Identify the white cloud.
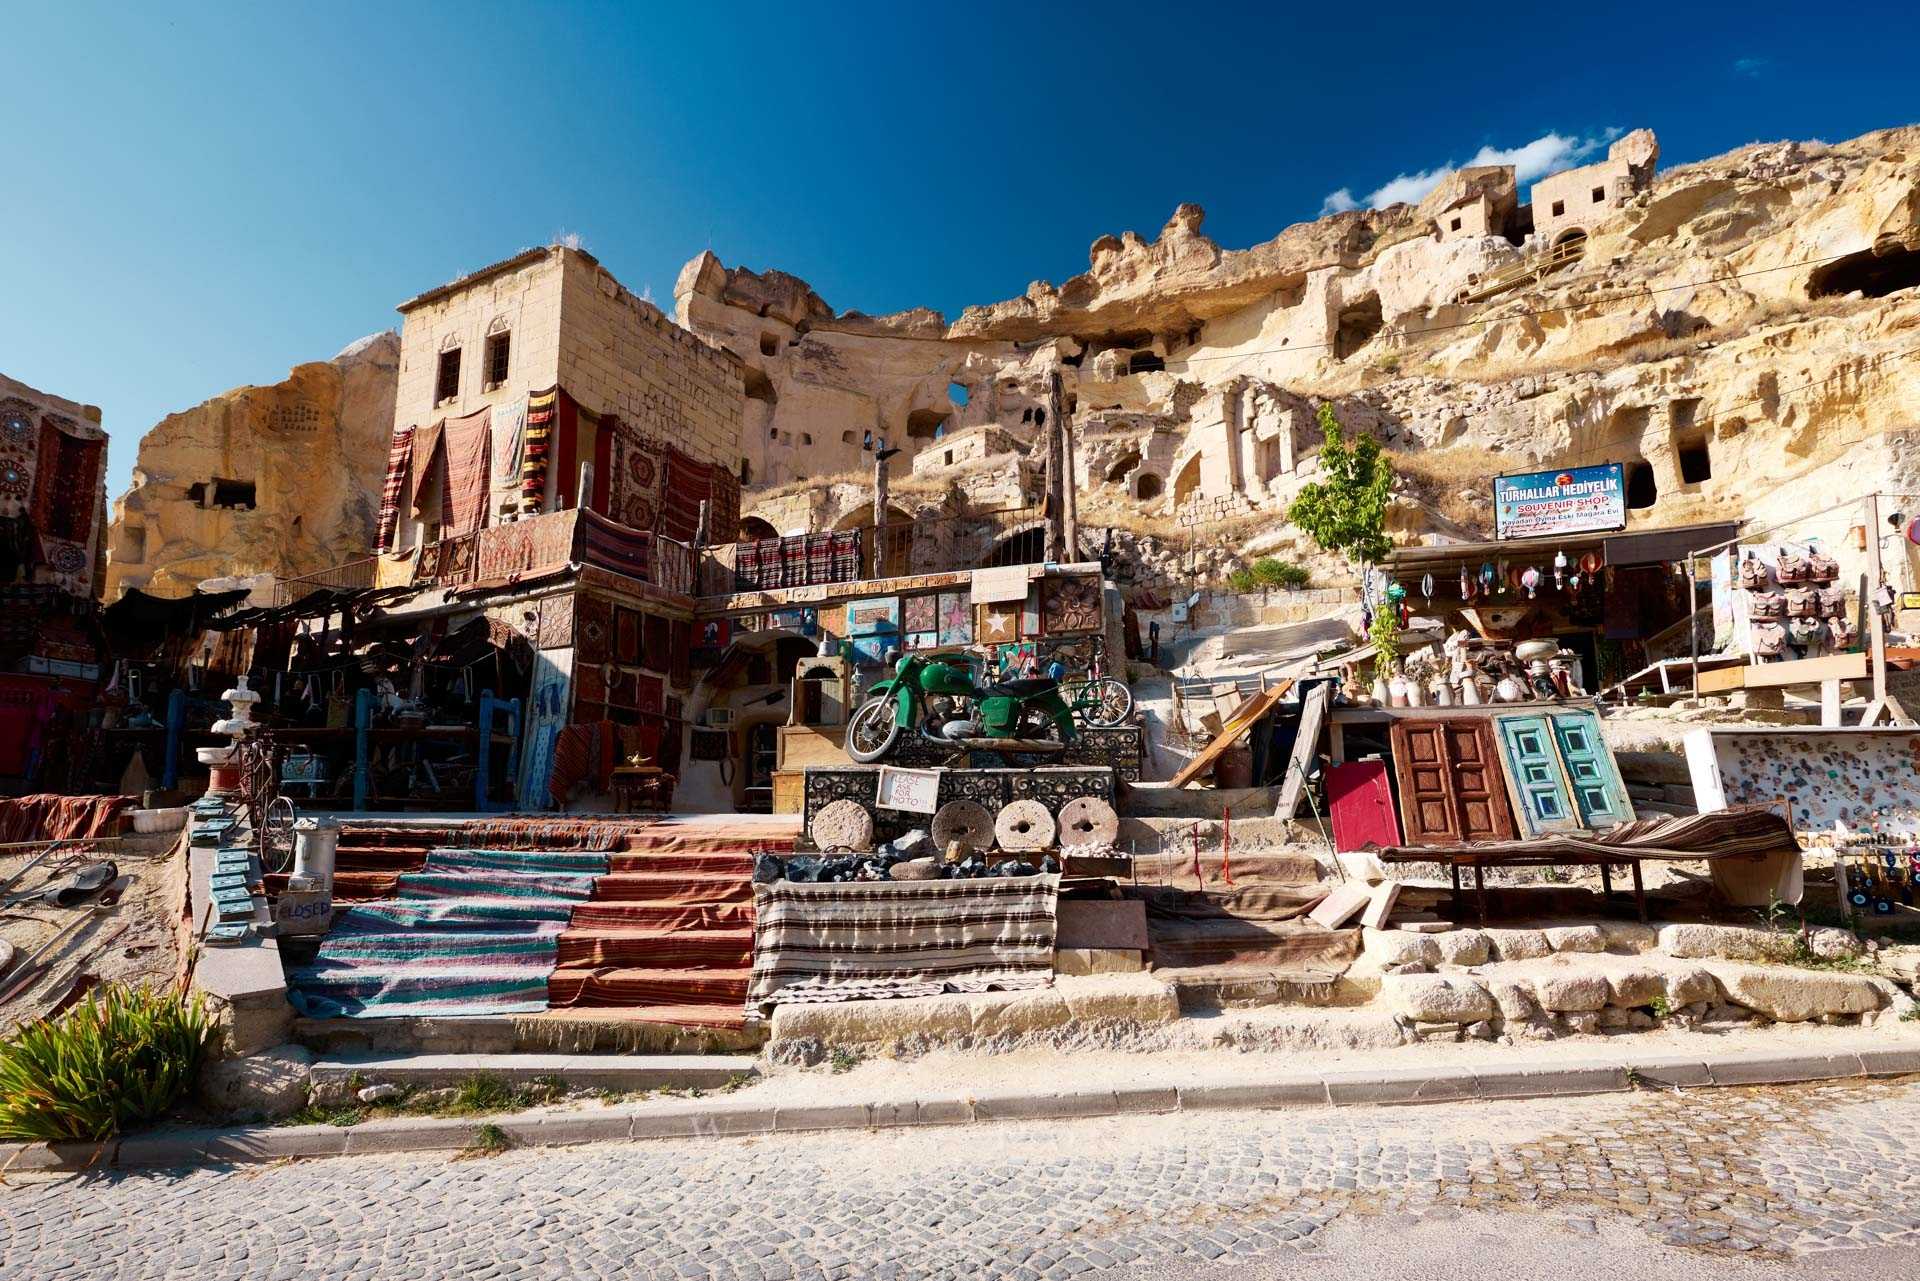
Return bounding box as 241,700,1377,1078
1322,130,1617,213
1733,56,1771,78
1319,187,1359,216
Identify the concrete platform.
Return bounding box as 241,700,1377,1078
309,1051,757,1091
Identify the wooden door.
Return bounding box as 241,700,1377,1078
1390,718,1517,846
1550,708,1635,828
1495,713,1582,837
1326,760,1402,851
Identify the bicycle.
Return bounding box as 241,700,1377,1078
1059,637,1133,728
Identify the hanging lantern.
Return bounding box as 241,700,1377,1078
1553,548,1568,591
1521,566,1541,599
1421,572,1434,601
1459,566,1471,598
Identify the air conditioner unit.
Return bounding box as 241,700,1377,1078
705,707,737,729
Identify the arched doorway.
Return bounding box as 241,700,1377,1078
986,524,1046,568
739,515,778,542
1171,454,1203,509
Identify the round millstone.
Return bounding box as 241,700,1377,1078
930,800,994,856
1057,796,1119,849
994,799,1057,853
810,799,875,852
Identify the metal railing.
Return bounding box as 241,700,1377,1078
276,555,378,605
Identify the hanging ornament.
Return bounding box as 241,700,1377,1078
1578,551,1603,577
1569,571,1582,592
1520,567,1541,599
1553,548,1568,591
1479,562,1497,596
1386,581,1407,604
1421,572,1433,601
1459,566,1470,599
1508,564,1528,594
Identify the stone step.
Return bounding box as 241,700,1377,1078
309,1051,756,1093
1157,967,1378,1011
294,1011,767,1056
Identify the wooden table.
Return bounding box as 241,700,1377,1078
610,765,674,813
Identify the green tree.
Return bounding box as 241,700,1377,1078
1287,402,1393,565
1288,402,1397,676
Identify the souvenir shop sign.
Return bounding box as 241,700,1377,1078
1493,463,1625,539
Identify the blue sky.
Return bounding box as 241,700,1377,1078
2,1,1914,500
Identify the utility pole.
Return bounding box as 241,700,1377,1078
1062,413,1080,564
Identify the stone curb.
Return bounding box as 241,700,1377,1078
8,1046,1919,1173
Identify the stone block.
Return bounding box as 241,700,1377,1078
1710,964,1885,1022
1058,975,1181,1025
1657,923,1795,963
1473,1061,1630,1099
1434,930,1490,966
774,1104,874,1132
1599,922,1658,953
1535,972,1610,1012
1543,925,1609,953
1484,928,1551,960
970,989,1074,1038
1706,1053,1864,1086
1605,967,1667,1008
1362,928,1441,968
1662,966,1719,1008
1622,1055,1713,1088
343,1117,477,1154
1381,973,1495,1024
1112,1086,1179,1114
1487,978,1537,1020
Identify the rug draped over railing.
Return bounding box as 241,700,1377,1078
747,875,1061,1013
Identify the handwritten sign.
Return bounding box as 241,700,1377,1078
874,766,941,814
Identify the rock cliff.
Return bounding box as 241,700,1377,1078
104,332,400,599
679,123,1920,560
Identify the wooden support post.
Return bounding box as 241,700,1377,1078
1821,678,1842,727
1062,415,1079,563
1600,861,1613,903
1045,371,1067,562
352,687,372,812
1450,860,1463,923
1473,861,1488,925
1631,859,1648,923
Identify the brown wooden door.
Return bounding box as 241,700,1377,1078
1390,717,1518,846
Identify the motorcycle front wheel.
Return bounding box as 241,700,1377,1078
846,696,903,763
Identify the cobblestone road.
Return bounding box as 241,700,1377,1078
5,1079,1920,1280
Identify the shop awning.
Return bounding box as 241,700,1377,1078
1602,522,1740,567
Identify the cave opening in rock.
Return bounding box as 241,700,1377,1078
906,408,950,439
740,515,778,541
1135,472,1164,501
1677,436,1711,484
1105,451,1142,484
1127,351,1166,374
1809,244,1920,299
743,366,778,404
1171,454,1203,508
1625,461,1658,510
1334,294,1384,360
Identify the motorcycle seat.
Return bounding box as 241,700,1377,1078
984,677,1058,698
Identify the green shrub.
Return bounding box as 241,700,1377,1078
1250,558,1310,589
0,983,210,1141
1223,567,1257,593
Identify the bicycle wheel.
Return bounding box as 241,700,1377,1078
1074,677,1133,727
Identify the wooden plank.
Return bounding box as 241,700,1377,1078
1168,679,1295,789
1275,682,1332,819
771,771,805,815
1453,720,1519,843
1358,881,1402,929
1697,651,1869,694
1390,720,1462,844
776,725,850,769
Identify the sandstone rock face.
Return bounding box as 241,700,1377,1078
679,124,1920,576
106,333,399,599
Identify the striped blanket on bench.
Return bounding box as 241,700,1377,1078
747,874,1060,1013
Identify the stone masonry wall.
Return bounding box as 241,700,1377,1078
392,250,564,439
558,251,743,470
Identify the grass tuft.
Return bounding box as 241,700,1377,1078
0,984,210,1142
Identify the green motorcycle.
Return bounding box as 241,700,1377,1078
846,650,1077,764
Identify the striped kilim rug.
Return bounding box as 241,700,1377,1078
286,847,607,1018
747,874,1061,1014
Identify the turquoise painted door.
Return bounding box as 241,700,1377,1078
1550,708,1635,828
1495,714,1581,836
